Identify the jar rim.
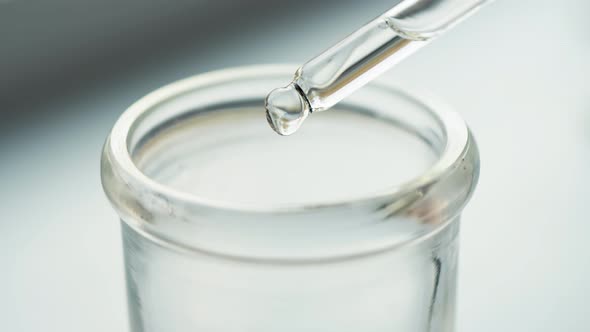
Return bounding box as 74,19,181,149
102,64,478,216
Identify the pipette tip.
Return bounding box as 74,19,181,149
265,83,310,136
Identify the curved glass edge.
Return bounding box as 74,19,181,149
100,65,480,261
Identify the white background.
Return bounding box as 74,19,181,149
1,1,589,331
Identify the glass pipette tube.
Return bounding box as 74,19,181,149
266,0,491,135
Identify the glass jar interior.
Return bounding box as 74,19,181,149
132,102,439,207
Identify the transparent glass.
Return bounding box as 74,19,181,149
101,65,479,332
265,0,491,135
292,0,490,112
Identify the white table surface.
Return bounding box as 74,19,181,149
2,1,589,331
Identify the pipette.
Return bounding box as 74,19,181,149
265,0,491,136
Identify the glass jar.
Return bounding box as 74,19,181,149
101,65,479,332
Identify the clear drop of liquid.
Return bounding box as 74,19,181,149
265,83,310,136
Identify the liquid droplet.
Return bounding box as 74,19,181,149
265,83,310,136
